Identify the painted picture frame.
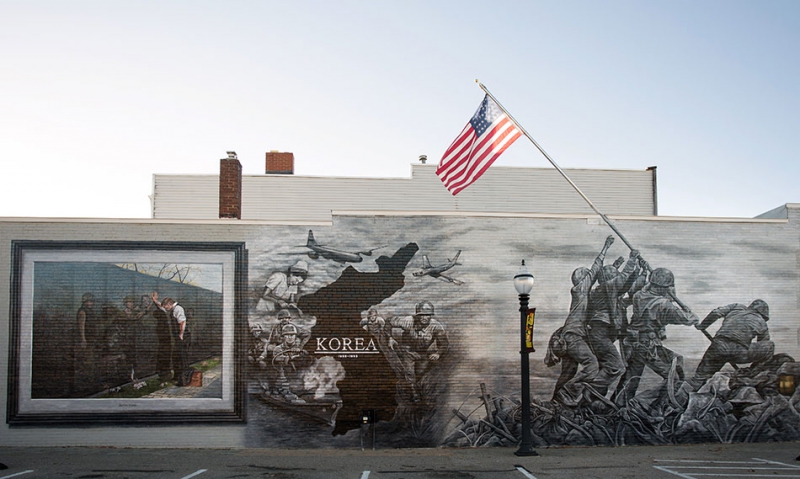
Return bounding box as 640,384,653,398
7,240,247,425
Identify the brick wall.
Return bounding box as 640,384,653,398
266,151,294,174
1,209,799,448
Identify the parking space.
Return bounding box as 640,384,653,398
2,442,800,479
0,468,541,479
362,466,538,479
653,458,800,478
0,463,545,479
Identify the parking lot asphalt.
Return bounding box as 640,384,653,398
2,441,800,479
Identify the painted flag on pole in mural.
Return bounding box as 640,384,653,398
436,95,522,195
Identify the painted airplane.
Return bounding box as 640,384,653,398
303,230,384,264
412,250,463,285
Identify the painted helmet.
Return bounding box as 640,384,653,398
748,299,769,321
290,260,309,275
571,267,589,286
277,309,291,320
649,268,675,288
415,301,435,316
281,324,298,336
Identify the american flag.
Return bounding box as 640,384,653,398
436,95,522,195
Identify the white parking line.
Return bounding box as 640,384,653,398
360,471,370,479
652,466,696,479
655,460,772,464
515,465,538,479
753,458,800,469
0,471,34,479
655,467,800,477
663,466,800,471
653,457,800,478
180,469,208,479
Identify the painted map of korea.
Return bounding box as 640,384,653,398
298,242,419,436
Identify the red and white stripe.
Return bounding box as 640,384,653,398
436,113,521,196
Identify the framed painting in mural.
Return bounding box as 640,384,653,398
7,240,247,425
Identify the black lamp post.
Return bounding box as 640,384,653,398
513,259,538,456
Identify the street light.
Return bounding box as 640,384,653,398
513,259,538,456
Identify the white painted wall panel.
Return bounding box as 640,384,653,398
152,175,219,219
152,165,656,220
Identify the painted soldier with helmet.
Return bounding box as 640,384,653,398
688,299,773,389
389,301,449,403
258,260,308,313
613,267,700,404
547,235,614,405
585,248,641,396
267,309,310,353
258,309,309,396
271,322,307,403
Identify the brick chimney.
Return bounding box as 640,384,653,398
266,151,294,174
219,152,242,219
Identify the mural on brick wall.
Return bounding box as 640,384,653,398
242,217,800,449
247,233,455,447
7,242,244,424
31,262,224,399
462,234,797,448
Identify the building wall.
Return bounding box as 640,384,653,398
2,206,799,448
151,165,657,221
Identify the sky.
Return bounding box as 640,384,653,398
1,0,799,219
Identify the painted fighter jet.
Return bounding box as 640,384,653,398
412,250,463,285
303,230,384,264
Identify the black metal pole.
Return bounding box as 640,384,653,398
515,293,538,456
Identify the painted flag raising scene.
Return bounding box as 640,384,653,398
436,94,522,195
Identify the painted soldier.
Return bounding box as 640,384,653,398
390,301,449,403
73,292,100,394
586,248,641,396
76,292,100,351
260,309,308,395
267,309,310,353
248,323,270,369
360,307,386,335
151,291,176,380
153,296,192,386
257,260,308,313
548,235,614,406
613,268,699,404
271,323,306,403
116,295,146,384
688,299,773,389
361,306,394,353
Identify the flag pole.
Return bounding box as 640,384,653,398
476,80,637,252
